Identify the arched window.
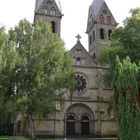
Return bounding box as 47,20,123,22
81,114,91,122
100,28,105,39
89,35,92,45
76,57,81,65
93,31,95,41
93,52,96,59
67,113,76,121
66,113,76,135
81,114,91,135
107,16,111,24
100,15,104,23
50,7,56,15
108,29,112,40
42,6,47,14
51,21,56,33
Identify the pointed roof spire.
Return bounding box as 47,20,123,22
35,0,44,11
90,0,104,18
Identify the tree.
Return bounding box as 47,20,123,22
113,56,140,140
100,8,140,139
8,19,75,140
0,27,18,135
100,8,140,68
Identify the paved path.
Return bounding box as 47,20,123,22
49,138,118,140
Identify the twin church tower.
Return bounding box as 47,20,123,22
34,0,117,63
19,0,118,137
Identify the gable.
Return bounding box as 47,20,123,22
35,0,62,17
86,0,117,33
96,2,117,25
86,0,104,33
69,42,96,67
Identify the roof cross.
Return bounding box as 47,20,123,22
76,34,81,42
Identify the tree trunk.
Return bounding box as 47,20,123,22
29,113,36,140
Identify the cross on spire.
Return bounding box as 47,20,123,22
76,34,81,42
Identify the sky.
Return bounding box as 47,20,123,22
0,0,140,51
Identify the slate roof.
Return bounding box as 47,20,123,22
35,0,44,11
90,0,104,18
35,0,61,13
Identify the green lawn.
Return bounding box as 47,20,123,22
0,137,61,140
0,137,28,140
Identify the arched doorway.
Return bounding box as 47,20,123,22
65,103,94,136
81,114,91,135
66,113,76,136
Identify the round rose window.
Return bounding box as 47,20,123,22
75,74,87,92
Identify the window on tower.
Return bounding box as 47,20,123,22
42,6,47,14
93,31,95,41
47,0,52,5
100,15,104,23
108,29,112,40
50,7,56,15
89,35,92,45
51,21,56,33
93,52,96,59
103,10,107,14
107,16,111,24
100,28,105,39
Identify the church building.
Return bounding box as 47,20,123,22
22,0,118,137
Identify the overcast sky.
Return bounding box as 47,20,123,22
0,0,140,51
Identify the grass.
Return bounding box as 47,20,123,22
0,137,28,140
0,137,63,140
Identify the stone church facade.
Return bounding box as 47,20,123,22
21,0,118,137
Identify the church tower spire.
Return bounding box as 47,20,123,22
34,0,63,37
86,0,117,63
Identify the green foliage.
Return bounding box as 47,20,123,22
7,19,75,116
113,56,140,140
0,27,17,135
100,8,140,66
0,19,75,137
100,8,140,140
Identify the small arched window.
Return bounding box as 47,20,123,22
89,35,92,45
50,7,56,15
42,6,47,14
51,21,56,33
108,29,112,40
67,113,76,122
93,31,95,41
100,15,104,23
81,114,91,122
107,16,111,24
100,28,105,39
93,52,96,59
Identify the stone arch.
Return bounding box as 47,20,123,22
65,103,94,136
100,28,105,39
108,29,112,40
81,113,91,135
51,21,56,33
